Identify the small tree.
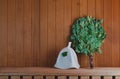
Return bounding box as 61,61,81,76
70,16,106,69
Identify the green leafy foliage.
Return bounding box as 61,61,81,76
70,16,106,56
62,52,68,57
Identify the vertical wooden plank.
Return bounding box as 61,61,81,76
56,0,64,56
95,0,104,67
116,76,120,79
64,0,72,45
48,0,56,67
23,76,32,79
104,76,112,79
23,0,32,66
80,0,87,16
72,0,80,20
88,0,95,17
104,0,112,66
31,0,40,67
46,76,55,79
0,0,7,67
92,76,101,79
0,76,8,79
111,0,120,67
69,76,78,79
15,0,24,67
11,76,20,79
40,0,48,67
58,76,66,79
81,76,89,79
7,0,16,67
34,76,43,79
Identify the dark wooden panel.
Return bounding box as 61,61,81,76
0,76,8,79
56,0,64,57
31,0,40,67
111,0,120,67
0,0,8,67
7,0,16,66
47,0,56,67
23,0,32,66
103,0,112,67
39,0,48,67
15,0,24,67
64,0,72,45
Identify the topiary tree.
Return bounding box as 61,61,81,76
70,16,106,69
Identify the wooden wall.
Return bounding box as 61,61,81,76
0,0,119,67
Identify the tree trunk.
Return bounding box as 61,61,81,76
89,56,94,69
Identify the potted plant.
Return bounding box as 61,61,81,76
70,16,106,69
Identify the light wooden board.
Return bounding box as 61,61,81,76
46,76,55,79
104,76,112,79
34,76,43,79
0,76,8,79
58,76,66,79
116,76,120,79
81,76,89,79
23,76,32,79
69,76,78,79
92,76,101,79
11,76,20,79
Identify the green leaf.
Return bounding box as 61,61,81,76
61,52,68,57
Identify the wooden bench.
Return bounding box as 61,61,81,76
0,67,120,79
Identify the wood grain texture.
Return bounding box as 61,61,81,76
0,0,8,67
15,0,24,67
0,67,120,76
104,76,112,79
7,0,16,67
69,76,78,79
23,76,32,79
0,0,120,67
116,76,120,79
92,76,100,79
58,76,66,79
39,0,48,67
56,0,64,55
0,76,8,79
64,0,72,46
23,0,32,67
32,0,40,67
81,76,89,79
111,0,120,67
47,0,56,67
103,0,112,67
34,76,43,79
46,76,55,79
11,76,20,79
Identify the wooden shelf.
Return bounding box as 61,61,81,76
0,67,120,76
